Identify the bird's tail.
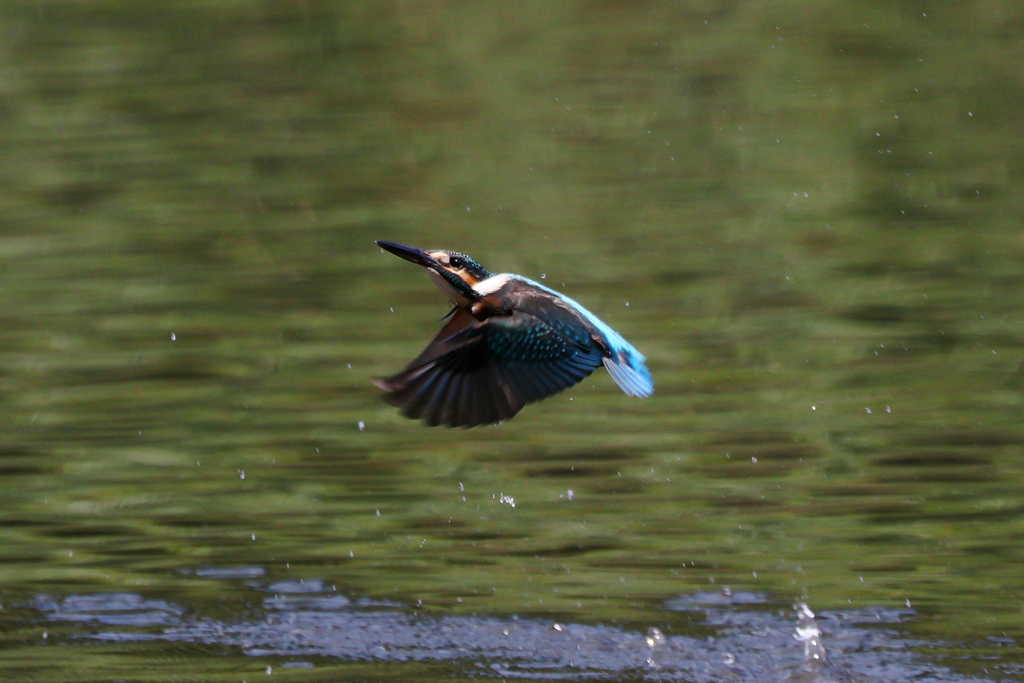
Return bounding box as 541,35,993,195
603,352,653,397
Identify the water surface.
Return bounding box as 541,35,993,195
1,1,1023,680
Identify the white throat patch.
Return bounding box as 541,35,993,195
473,274,510,296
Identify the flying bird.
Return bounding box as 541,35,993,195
374,241,652,427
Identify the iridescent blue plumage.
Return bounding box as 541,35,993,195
501,275,654,398
374,241,653,427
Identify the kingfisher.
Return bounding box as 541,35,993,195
373,241,652,428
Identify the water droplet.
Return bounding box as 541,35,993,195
645,627,664,648
795,602,827,666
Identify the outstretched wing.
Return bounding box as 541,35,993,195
375,308,603,427
512,278,654,398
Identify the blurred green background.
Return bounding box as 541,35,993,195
1,1,1024,680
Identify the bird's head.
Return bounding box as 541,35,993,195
376,241,493,303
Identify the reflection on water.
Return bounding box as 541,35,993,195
34,581,990,683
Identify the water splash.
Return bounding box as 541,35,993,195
794,602,828,670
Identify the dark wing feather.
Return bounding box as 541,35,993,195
404,308,479,368
376,307,603,427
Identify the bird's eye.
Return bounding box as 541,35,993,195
449,257,464,268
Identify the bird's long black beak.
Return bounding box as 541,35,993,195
376,241,440,270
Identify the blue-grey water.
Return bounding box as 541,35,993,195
1,2,1023,681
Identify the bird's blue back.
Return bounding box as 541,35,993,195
505,275,653,397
